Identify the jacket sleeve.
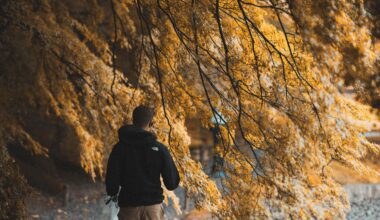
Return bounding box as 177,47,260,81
105,143,122,196
160,144,180,190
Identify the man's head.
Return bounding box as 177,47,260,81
132,105,155,129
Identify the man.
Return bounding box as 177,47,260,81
106,105,180,220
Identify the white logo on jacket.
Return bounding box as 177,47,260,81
151,147,159,151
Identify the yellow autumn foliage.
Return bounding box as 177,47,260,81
1,0,379,219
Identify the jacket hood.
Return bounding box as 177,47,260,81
118,125,157,146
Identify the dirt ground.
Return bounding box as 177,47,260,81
25,169,212,220
24,158,380,220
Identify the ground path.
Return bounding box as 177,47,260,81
26,171,380,220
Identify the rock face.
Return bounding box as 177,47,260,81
0,0,143,196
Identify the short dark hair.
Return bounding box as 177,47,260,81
132,105,154,128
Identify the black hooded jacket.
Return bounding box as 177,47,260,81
105,125,180,207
